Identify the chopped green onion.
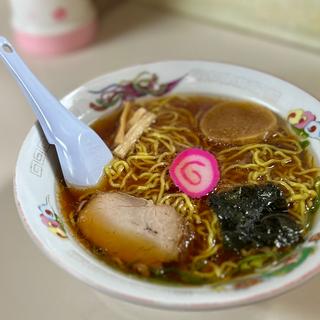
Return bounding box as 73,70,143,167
299,140,310,150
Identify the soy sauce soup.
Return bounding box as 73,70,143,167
58,96,320,285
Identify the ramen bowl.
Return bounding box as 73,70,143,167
14,61,320,310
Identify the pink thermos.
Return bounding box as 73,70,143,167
9,0,98,56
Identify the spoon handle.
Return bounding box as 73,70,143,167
0,37,81,144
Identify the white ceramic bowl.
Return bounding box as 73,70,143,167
14,61,320,310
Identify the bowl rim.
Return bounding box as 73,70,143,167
13,60,320,310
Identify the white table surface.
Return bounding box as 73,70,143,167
1,1,320,319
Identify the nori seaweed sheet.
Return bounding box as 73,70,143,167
208,183,302,251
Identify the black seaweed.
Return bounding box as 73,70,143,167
208,183,302,251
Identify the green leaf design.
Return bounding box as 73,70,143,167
96,98,104,105
291,125,309,138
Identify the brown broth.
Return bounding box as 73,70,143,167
57,95,318,285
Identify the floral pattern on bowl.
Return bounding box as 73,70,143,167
288,109,320,140
39,195,67,238
88,71,185,111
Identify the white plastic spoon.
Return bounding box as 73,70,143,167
0,37,113,187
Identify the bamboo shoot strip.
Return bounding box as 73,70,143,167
114,112,156,159
114,102,131,146
128,108,147,129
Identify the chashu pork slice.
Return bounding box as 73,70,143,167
77,192,185,265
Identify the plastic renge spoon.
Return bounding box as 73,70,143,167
0,37,113,187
